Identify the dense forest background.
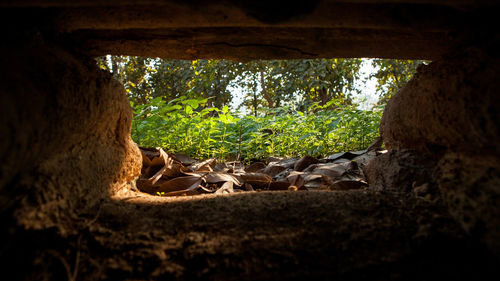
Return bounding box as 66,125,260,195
97,57,424,160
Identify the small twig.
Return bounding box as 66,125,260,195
47,250,73,281
46,235,82,281
51,202,103,281
71,235,82,281
85,201,103,229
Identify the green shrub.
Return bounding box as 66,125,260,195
131,96,382,161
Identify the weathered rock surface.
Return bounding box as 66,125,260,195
380,47,500,154
365,150,437,194
437,152,500,253
3,0,498,60
379,46,500,253
0,33,142,233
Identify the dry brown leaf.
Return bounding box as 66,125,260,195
137,145,374,197
142,148,188,179
144,158,163,177
302,164,318,172
298,185,308,191
267,156,284,162
214,163,229,172
190,158,217,172
263,165,287,177
159,148,175,168
143,148,171,173
263,158,298,177
239,173,273,189
323,151,366,162
162,161,185,178
179,165,196,174
276,158,299,169
352,151,377,167
225,161,245,173
161,189,202,197
141,150,152,168
268,181,291,190
304,181,322,189
150,156,165,168
157,176,202,193
311,165,344,179
294,155,319,171
310,162,357,180
330,179,367,190
215,181,234,194
141,165,150,177
240,173,272,183
148,165,168,185
139,146,160,160
303,174,323,181
171,152,196,166
180,171,205,178
302,174,332,189
145,148,175,185
286,171,305,189
245,162,267,173
351,160,360,170
242,183,254,191
204,172,241,185
136,179,156,194
199,183,217,193
273,169,291,182
330,158,352,164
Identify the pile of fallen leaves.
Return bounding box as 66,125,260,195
135,140,386,196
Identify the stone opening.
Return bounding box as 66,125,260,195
98,56,417,197
100,56,392,153
1,1,499,280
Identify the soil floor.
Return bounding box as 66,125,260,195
5,189,498,280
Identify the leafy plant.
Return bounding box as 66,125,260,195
131,96,382,161
371,59,427,105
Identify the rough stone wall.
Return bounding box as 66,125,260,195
376,46,500,252
381,47,499,155
365,149,437,194
0,32,141,235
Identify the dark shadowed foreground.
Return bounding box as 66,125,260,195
3,190,497,280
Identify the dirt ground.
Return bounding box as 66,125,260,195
3,189,498,280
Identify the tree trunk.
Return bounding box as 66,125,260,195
260,68,274,108
318,87,328,106
253,90,258,116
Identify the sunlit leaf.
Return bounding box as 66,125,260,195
157,176,202,193
215,181,234,194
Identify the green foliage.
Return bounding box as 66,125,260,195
131,96,382,161
96,56,424,160
98,56,241,109
97,56,362,112
235,58,362,113
97,56,424,111
371,59,427,105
